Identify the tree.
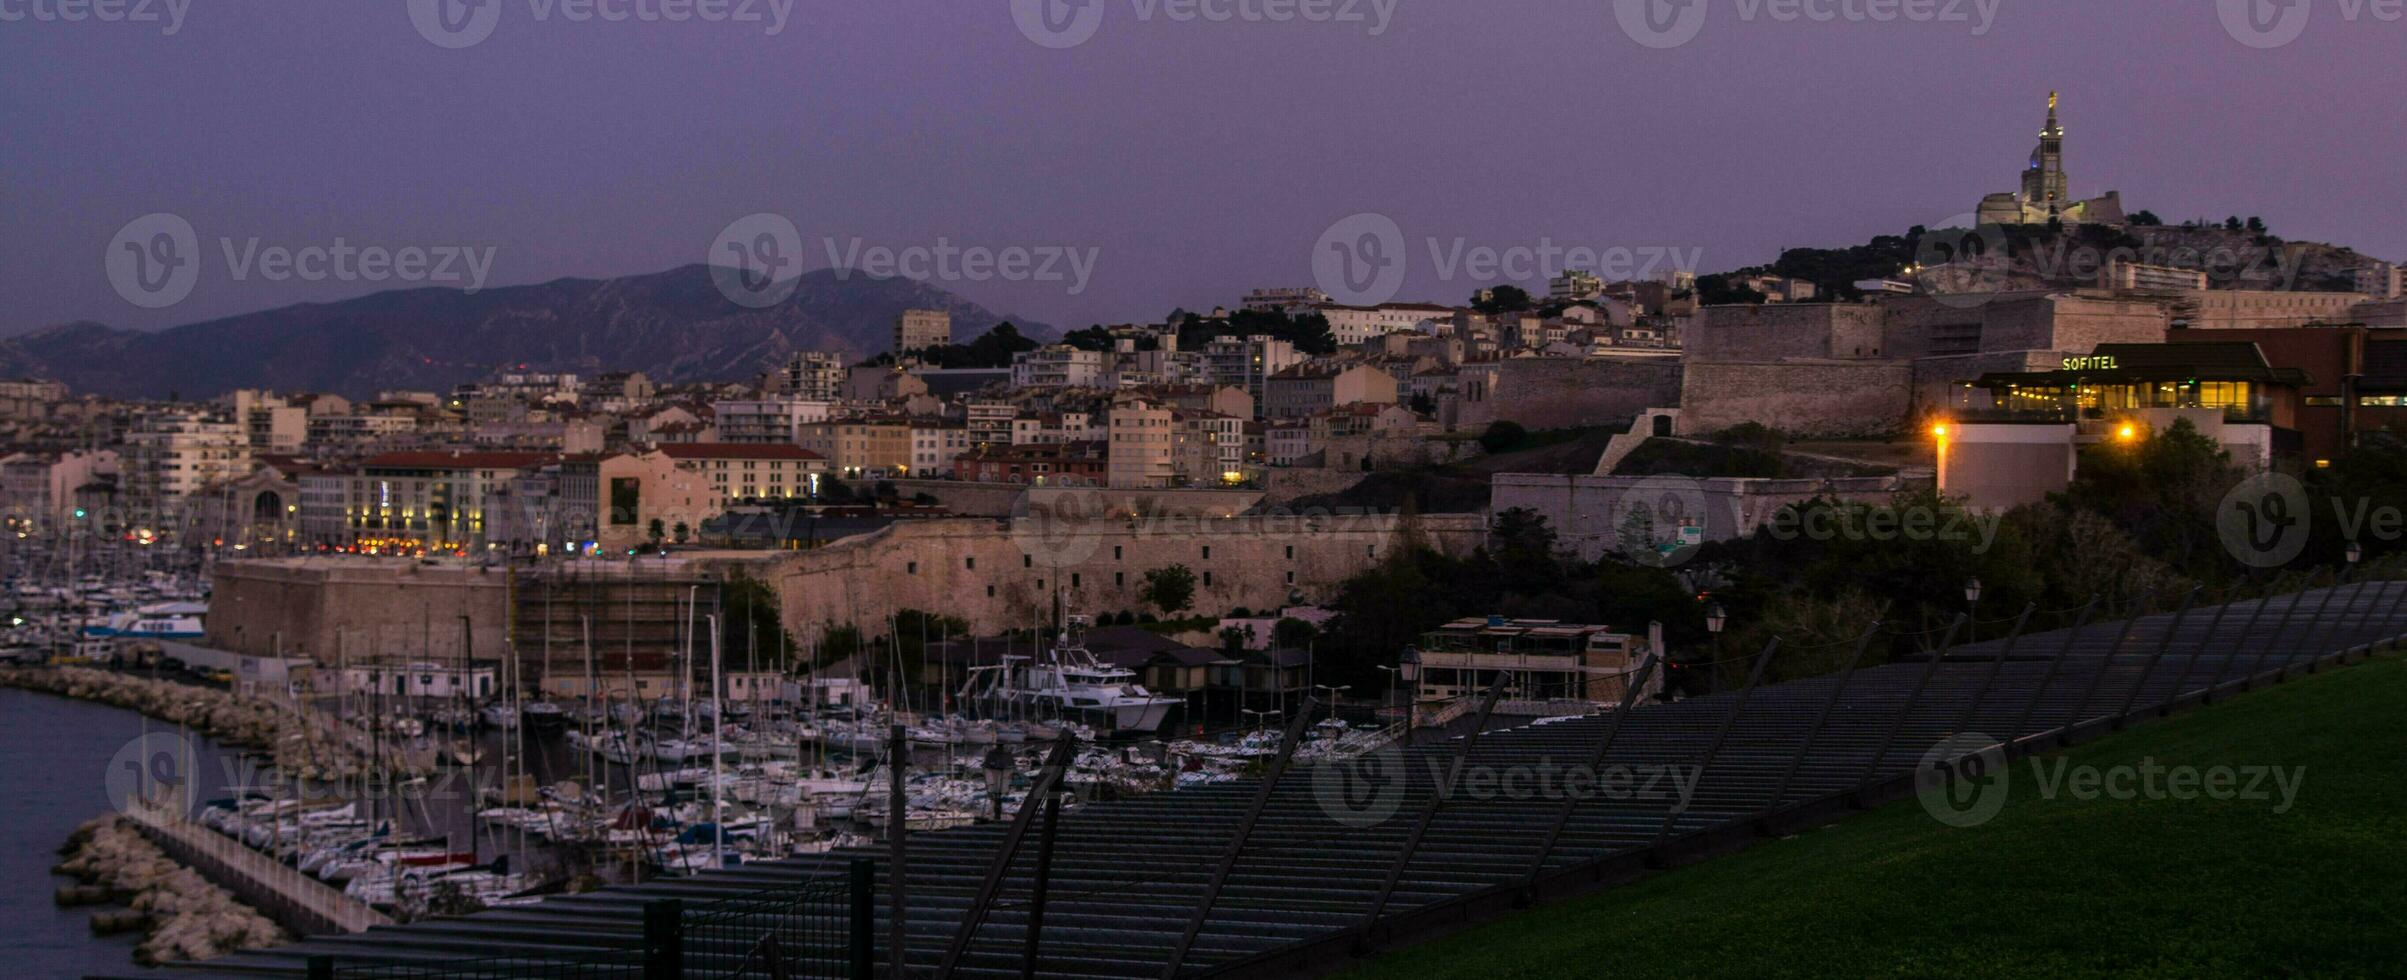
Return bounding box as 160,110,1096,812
2224,216,2244,231
1140,565,1198,617
1062,325,1116,351
2130,210,2163,226
1471,285,1534,314
1217,625,1251,652
647,518,665,547
1478,420,1527,455
2246,216,2267,234
1272,617,1319,650
672,521,690,544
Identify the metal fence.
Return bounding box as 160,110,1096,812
218,572,2407,980
313,860,872,980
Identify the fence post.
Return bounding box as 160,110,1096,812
2064,601,2149,744
2240,569,2320,692
1352,672,1512,954
644,898,684,980
849,858,876,980
1515,655,1661,901
1021,786,1065,980
2281,570,2339,679
1161,696,1318,980
886,723,908,980
1647,639,1779,863
1756,624,1881,835
1951,604,2034,739
2159,587,2237,715
938,737,1078,980
2202,578,2280,705
2113,588,2199,728
1850,617,1962,804
2008,598,2097,753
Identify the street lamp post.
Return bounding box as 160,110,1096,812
1313,684,1349,724
1241,708,1281,733
1374,665,1402,727
1965,577,1984,645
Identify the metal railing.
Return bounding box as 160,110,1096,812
314,860,873,980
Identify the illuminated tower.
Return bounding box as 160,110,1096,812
2020,91,2069,217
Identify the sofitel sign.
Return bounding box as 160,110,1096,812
2062,355,2119,371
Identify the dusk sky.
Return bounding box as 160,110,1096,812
6,0,2402,336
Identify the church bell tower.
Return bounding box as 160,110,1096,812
2021,91,2069,216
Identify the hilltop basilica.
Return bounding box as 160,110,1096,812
1977,93,2127,227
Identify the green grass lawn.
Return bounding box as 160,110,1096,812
1341,654,2407,979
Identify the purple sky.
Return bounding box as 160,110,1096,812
5,0,2402,337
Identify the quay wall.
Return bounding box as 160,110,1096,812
696,513,1489,636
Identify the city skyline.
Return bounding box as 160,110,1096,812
7,1,2404,337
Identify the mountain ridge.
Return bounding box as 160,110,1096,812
1,265,1055,399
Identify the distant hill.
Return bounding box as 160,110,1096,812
1710,222,2389,302
0,265,1055,399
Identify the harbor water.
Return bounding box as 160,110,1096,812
1,687,245,977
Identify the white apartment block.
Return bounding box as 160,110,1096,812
658,443,827,502
1204,335,1302,405
2358,262,2404,301
907,422,971,478
1106,398,1175,489
895,309,953,354
712,397,833,444
1011,346,1105,389
1317,303,1457,346
777,351,850,400
123,411,251,505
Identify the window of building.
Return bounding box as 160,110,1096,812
907,561,917,575
1285,571,1295,585
1202,571,1212,586
1285,545,1294,560
965,557,975,570
1023,554,1033,568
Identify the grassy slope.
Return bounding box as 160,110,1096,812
1340,655,2407,979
